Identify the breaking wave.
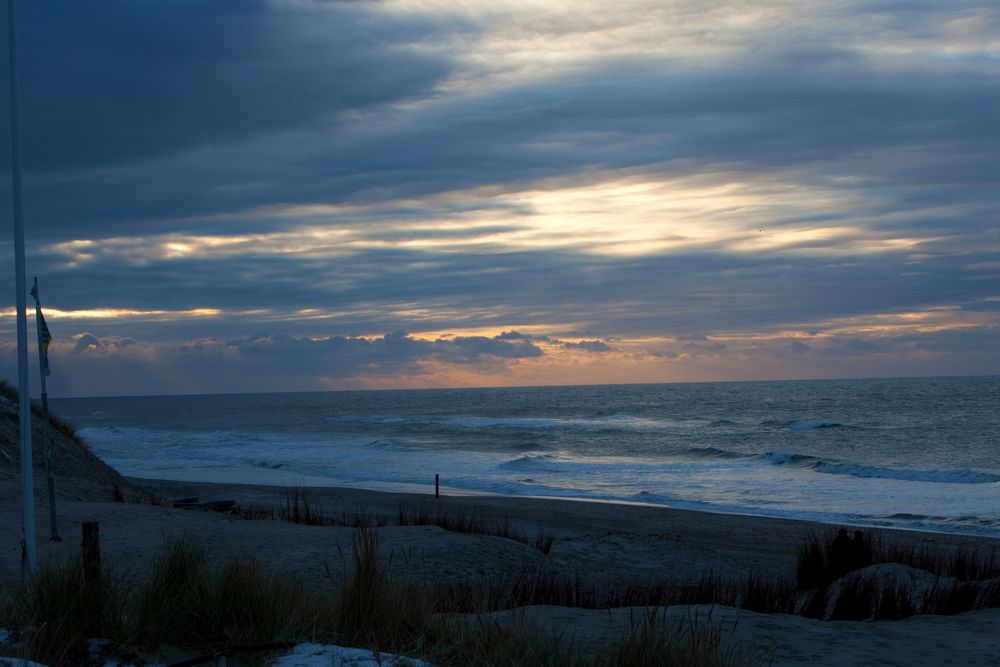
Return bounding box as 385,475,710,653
788,419,843,431
763,451,1000,484
498,454,564,471
814,462,1000,484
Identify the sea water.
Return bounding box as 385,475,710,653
53,376,1000,536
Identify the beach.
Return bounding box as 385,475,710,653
55,379,1000,538
3,476,999,665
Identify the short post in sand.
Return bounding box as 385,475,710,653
435,473,440,499
31,277,60,542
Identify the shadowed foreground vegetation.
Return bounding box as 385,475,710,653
794,531,1000,620
5,523,997,665
0,530,767,667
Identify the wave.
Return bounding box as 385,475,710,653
680,446,746,459
363,439,417,452
884,513,937,522
758,419,845,431
498,454,564,471
246,459,285,470
788,419,843,431
762,451,821,466
815,462,1000,484
763,450,1000,484
879,513,1000,531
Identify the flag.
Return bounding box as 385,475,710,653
36,309,51,376
32,280,52,377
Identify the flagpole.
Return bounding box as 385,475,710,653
32,278,59,541
8,0,37,574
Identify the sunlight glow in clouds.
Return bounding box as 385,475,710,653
0,308,226,321
42,172,941,269
1,0,998,395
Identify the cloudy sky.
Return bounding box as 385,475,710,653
1,0,998,396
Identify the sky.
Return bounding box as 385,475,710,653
1,0,999,397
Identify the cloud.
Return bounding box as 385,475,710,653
0,1,998,394
72,333,102,353
2,316,998,396
4,0,455,172
5,1,999,243
561,340,612,353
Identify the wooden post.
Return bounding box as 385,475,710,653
435,473,440,499
82,521,100,582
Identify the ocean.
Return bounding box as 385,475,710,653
52,376,1000,536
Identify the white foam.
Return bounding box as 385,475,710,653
78,423,1000,537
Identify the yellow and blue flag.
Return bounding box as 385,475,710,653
37,310,52,376
30,281,52,377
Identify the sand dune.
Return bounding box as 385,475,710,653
1,475,998,664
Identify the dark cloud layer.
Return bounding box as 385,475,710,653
0,1,998,394
4,0,454,170
2,3,997,239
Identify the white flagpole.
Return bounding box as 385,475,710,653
8,0,37,574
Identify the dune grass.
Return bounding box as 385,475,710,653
433,567,796,616
796,529,1000,620
4,539,334,665
594,608,771,667
0,379,84,445
6,522,997,665
1,529,769,667
264,489,557,554
797,530,1000,590
4,556,127,666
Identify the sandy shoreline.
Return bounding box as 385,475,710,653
2,477,999,665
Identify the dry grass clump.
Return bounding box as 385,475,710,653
594,609,771,667
274,490,556,554
395,503,556,555
5,557,126,666
113,482,167,506
797,530,1000,620
797,530,1000,591
334,528,430,651
428,615,578,667
0,379,81,445
3,539,334,666
433,568,795,616
132,537,330,648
